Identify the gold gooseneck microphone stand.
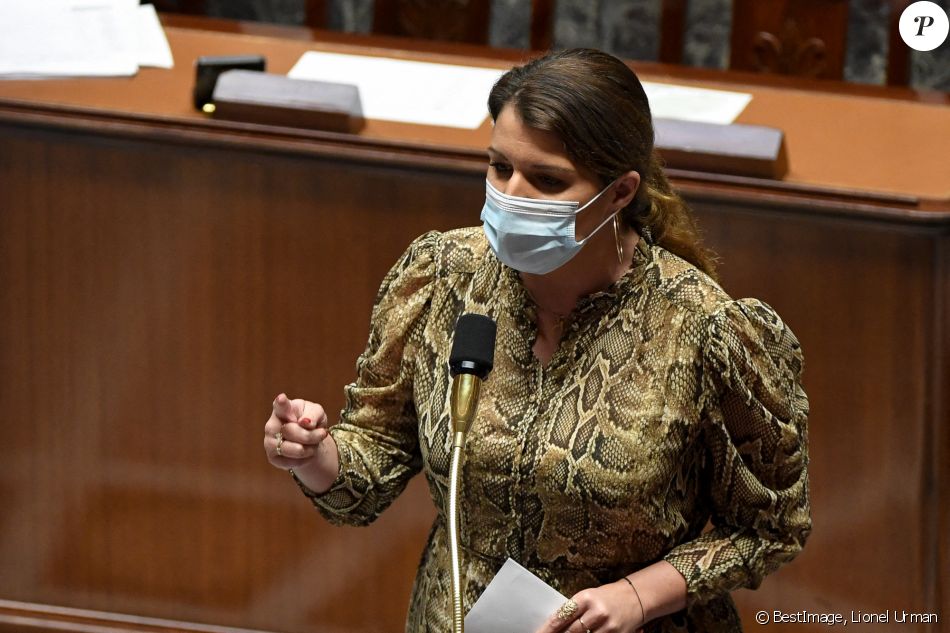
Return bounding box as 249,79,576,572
449,373,480,633
447,314,496,633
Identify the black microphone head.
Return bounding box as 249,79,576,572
449,313,496,379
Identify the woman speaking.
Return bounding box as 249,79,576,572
263,48,811,633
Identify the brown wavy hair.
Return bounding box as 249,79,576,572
487,48,718,279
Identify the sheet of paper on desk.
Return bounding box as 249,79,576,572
642,81,752,124
136,3,174,69
464,558,567,633
0,0,172,78
289,51,505,129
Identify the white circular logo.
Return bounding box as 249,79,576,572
899,1,949,51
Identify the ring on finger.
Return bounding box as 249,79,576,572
556,599,578,620
275,431,284,457
577,617,591,633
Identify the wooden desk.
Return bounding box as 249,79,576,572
0,16,947,633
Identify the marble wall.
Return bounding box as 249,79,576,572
198,0,949,91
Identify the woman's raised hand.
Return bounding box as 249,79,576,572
264,393,339,493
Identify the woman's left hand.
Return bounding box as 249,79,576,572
535,580,644,633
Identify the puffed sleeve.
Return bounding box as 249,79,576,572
292,231,440,526
663,299,811,604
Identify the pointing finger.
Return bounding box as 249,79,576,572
272,393,298,424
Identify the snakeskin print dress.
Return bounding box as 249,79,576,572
293,227,811,632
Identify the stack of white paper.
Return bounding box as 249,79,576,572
0,0,174,79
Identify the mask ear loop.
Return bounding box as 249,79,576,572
613,214,624,264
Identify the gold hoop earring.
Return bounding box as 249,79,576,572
613,214,624,264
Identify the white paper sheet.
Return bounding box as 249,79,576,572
288,51,751,127
136,3,174,69
0,0,142,78
464,558,567,633
642,81,752,124
288,51,505,129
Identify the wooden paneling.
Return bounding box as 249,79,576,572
731,0,851,80
0,125,477,633
658,0,688,64
933,230,950,614
372,0,492,44
0,599,276,633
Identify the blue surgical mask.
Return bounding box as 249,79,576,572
480,179,618,275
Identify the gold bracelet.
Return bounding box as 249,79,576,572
622,576,646,625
